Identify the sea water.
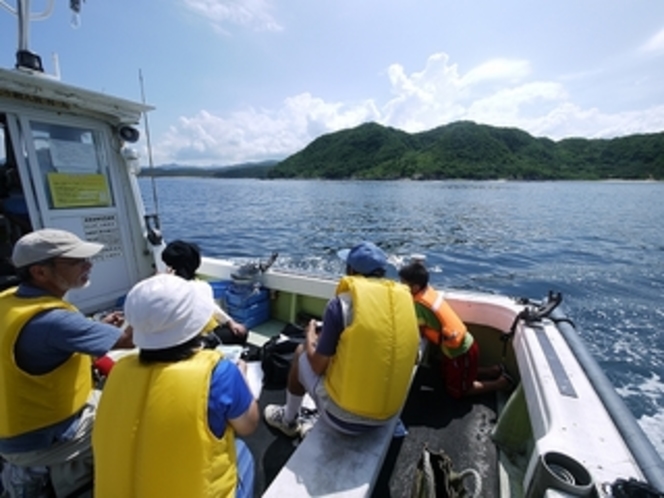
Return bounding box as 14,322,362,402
140,177,664,455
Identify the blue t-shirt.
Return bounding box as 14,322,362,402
14,283,122,374
207,358,254,437
316,297,345,357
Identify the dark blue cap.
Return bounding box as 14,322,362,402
337,241,387,275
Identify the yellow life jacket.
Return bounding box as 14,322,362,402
93,349,237,498
194,279,220,334
0,288,92,438
414,286,467,350
324,276,419,420
202,316,219,334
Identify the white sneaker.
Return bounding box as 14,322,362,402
264,404,300,438
298,407,319,438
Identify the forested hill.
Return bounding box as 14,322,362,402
138,160,278,178
267,121,664,180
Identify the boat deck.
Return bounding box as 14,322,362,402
244,321,500,497
381,365,499,497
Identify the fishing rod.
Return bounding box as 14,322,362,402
137,69,167,273
138,69,161,239
139,68,160,223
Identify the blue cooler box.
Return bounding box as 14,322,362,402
227,299,270,329
209,280,232,300
225,285,270,329
225,286,269,307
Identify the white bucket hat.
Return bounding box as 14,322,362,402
125,273,214,350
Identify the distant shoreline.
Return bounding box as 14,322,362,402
140,121,664,181
139,171,662,182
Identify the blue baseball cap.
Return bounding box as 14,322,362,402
337,241,387,275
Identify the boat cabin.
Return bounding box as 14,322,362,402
0,68,159,314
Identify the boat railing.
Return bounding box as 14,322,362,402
550,307,664,493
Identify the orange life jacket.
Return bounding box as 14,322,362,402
414,286,466,350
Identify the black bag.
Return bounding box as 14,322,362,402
609,478,664,498
211,323,249,346
260,324,305,389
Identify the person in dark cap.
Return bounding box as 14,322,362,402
0,228,133,497
264,241,420,438
161,240,247,345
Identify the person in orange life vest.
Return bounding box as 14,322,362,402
161,239,247,345
263,241,419,438
398,261,512,398
0,229,133,498
93,273,259,498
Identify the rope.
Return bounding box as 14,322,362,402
456,468,482,498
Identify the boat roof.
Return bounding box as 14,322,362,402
0,67,152,125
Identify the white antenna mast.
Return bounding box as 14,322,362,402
1,0,55,72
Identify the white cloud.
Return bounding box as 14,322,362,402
153,94,379,165
497,102,664,141
182,0,282,32
381,55,544,133
153,51,664,165
640,27,664,54
465,82,568,134
461,58,531,86
381,53,467,132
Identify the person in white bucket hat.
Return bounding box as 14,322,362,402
0,229,133,498
93,273,258,498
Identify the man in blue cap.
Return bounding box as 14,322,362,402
264,241,420,437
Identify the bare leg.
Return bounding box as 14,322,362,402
264,344,309,436
477,364,502,381
282,345,307,423
464,376,511,397
286,344,307,396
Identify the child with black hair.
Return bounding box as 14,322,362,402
398,261,512,398
162,240,248,345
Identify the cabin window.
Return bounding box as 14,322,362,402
29,122,114,210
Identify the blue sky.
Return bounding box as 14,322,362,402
2,0,664,167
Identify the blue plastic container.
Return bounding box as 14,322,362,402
209,280,232,300
228,299,270,329
226,286,269,308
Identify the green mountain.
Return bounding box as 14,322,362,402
268,121,664,180
139,160,278,178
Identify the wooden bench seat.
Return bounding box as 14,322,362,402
262,415,400,497
262,360,420,498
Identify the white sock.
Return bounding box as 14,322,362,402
284,392,303,423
